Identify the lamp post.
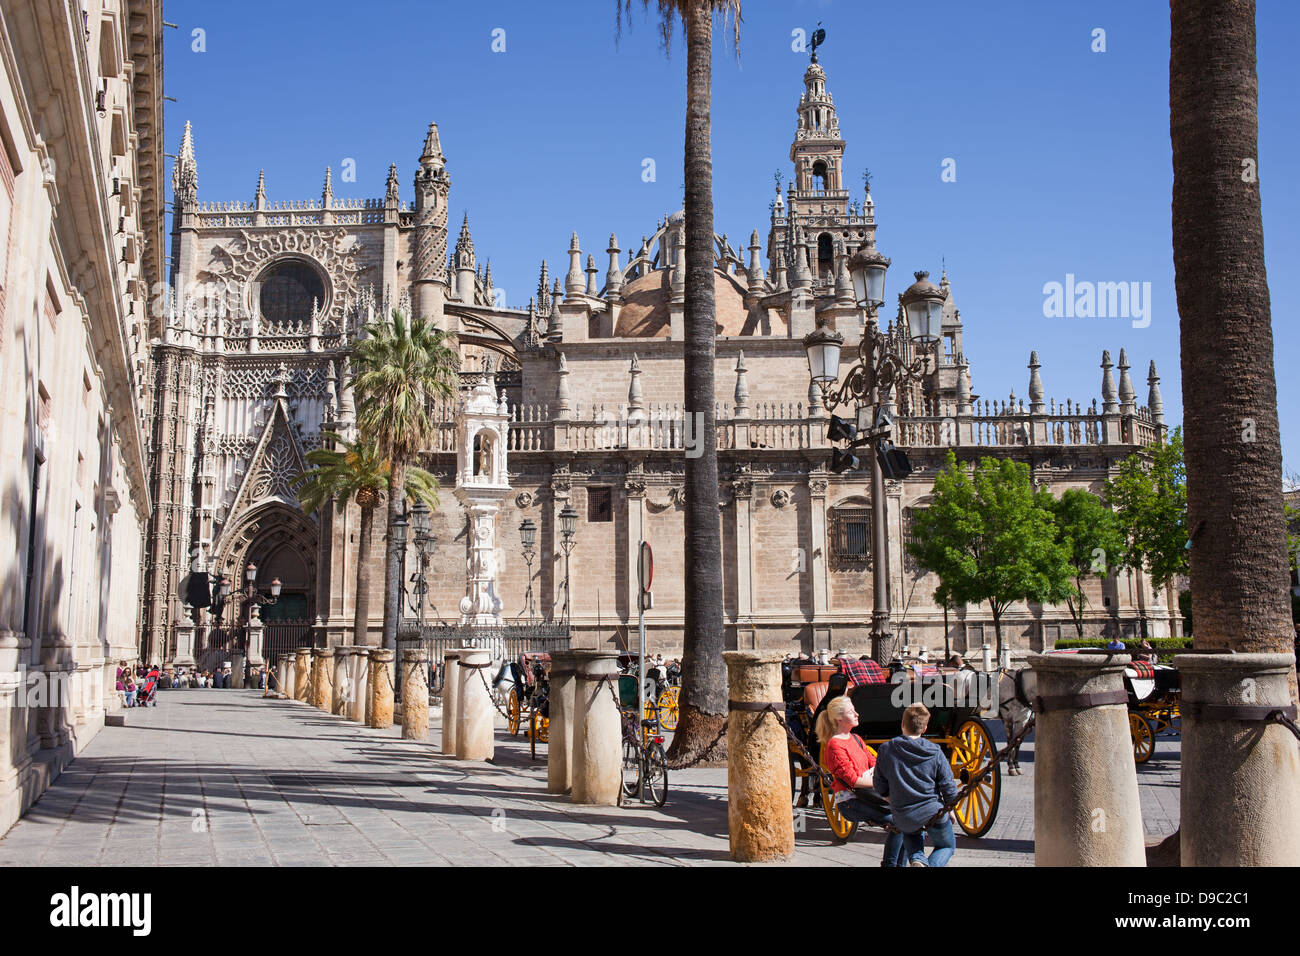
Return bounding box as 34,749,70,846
210,561,281,685
407,501,435,629
558,504,577,626
804,245,943,663
519,518,538,623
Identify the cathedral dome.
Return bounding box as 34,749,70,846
613,267,754,337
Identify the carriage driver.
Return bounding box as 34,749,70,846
816,697,907,867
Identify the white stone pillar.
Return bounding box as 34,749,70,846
276,655,289,697
546,650,578,794
368,649,395,728
1027,652,1145,866
456,648,494,761
724,651,794,861
1177,652,1300,866
441,651,461,755
571,649,621,805
348,648,370,723
332,648,353,716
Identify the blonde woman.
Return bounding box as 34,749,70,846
816,695,905,866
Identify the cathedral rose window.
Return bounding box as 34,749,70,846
257,258,327,326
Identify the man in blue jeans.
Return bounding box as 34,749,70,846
874,703,960,867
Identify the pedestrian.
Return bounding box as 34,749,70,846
1105,635,1126,651
816,696,906,867
124,677,137,708
873,703,959,868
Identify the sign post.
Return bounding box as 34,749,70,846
637,541,653,803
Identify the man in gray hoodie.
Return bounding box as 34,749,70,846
874,703,960,867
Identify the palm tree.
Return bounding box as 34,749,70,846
349,309,460,651
618,0,740,765
293,432,440,646
1171,2,1291,660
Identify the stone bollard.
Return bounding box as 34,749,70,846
348,648,370,723
294,648,311,703
724,651,794,862
332,648,354,716
441,651,461,755
570,650,621,806
1027,652,1145,866
368,649,395,729
311,648,334,711
456,648,495,761
546,650,579,794
401,648,430,741
277,655,290,698
1177,652,1300,866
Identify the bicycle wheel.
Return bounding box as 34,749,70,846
619,738,641,802
645,742,669,807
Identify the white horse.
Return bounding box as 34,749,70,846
996,667,1036,775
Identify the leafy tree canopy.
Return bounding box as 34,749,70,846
1104,427,1188,592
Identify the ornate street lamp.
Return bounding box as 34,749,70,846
519,518,538,623
803,254,944,662
406,500,436,628
558,504,578,626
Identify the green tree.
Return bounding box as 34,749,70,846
293,432,440,646
1104,427,1188,593
349,310,459,651
907,451,1075,661
1049,488,1126,638
617,0,740,766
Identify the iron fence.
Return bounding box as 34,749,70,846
263,619,318,664
400,622,570,693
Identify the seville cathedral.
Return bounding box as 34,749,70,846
0,2,1174,833
144,53,1176,671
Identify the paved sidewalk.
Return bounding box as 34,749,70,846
0,689,1179,866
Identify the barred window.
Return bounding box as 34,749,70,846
588,486,612,523
830,507,871,568
903,507,925,572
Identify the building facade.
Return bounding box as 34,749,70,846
0,0,163,835
144,55,1177,676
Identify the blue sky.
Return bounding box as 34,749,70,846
162,0,1299,474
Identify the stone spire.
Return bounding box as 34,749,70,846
412,122,451,312
734,351,750,415
172,120,198,207
957,358,972,415
1147,360,1164,426
537,261,551,312
627,354,645,424
671,230,685,301
420,122,445,169
547,278,562,339
834,239,854,305
254,168,266,208
455,213,475,268
385,163,400,205
321,166,333,208
565,232,584,297
1101,350,1118,413
605,234,624,297
556,352,571,416
1028,351,1045,414
791,228,813,289
1117,348,1136,410
585,254,599,296
773,248,789,292
746,229,766,292
483,260,494,302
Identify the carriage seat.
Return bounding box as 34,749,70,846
803,681,831,713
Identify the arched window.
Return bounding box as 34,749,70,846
257,259,326,326
817,233,834,280
812,160,828,190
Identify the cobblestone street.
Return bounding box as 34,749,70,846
0,690,1181,867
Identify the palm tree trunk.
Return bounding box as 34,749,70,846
1171,0,1292,660
353,504,375,646
382,459,407,651
667,0,727,767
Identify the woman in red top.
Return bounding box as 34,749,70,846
816,695,906,866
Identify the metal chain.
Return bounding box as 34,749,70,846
1270,709,1300,741
475,665,516,721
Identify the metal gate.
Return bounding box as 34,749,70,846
263,619,318,664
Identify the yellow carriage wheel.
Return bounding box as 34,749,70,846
1130,712,1155,764
817,741,862,844
658,686,681,731
506,688,521,736
948,719,1001,838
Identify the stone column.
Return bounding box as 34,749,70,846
1027,652,1145,866
332,647,354,716
246,615,265,672
368,649,395,729
310,648,334,711
294,648,311,702
1177,652,1300,866
441,651,461,755
401,648,429,741
570,649,621,805
456,648,495,760
546,650,578,794
276,655,289,697
724,651,794,862
349,648,370,723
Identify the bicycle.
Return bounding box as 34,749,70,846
616,674,668,807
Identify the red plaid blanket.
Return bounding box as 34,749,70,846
1128,660,1156,680
837,657,886,685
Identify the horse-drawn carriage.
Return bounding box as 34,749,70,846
503,652,551,757
784,658,1003,842
1124,659,1180,763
